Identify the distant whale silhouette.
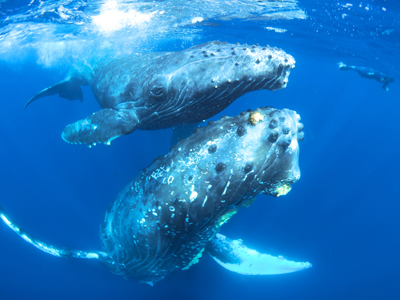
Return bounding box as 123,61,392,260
25,41,295,147
0,107,311,284
338,62,394,91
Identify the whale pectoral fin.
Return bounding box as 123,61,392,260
0,206,108,261
24,79,83,110
206,234,311,275
62,108,140,146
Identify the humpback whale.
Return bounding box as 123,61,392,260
25,41,295,147
0,107,311,284
338,62,394,91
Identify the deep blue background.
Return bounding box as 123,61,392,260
1,22,400,300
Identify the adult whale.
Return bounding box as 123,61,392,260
1,107,310,284
25,41,295,147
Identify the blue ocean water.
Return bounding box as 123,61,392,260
0,1,399,299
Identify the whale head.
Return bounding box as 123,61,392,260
235,107,304,197
137,41,296,129
189,106,304,200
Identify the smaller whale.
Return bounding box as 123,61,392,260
338,62,394,91
24,41,295,147
0,107,310,284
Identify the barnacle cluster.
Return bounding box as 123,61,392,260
249,111,265,125
275,184,292,197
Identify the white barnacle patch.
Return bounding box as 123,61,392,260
151,168,164,180
79,118,92,130
202,196,208,207
275,184,292,197
222,181,230,196
190,191,198,202
290,138,299,152
242,170,254,182
134,181,140,192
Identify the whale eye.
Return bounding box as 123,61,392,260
149,77,167,99
150,85,164,97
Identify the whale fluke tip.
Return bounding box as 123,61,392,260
24,79,84,110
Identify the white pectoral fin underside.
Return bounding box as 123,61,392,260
207,234,311,275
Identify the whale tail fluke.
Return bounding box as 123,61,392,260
24,77,84,110
206,234,311,275
0,206,108,261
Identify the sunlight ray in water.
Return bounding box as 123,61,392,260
0,0,306,66
91,0,155,34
